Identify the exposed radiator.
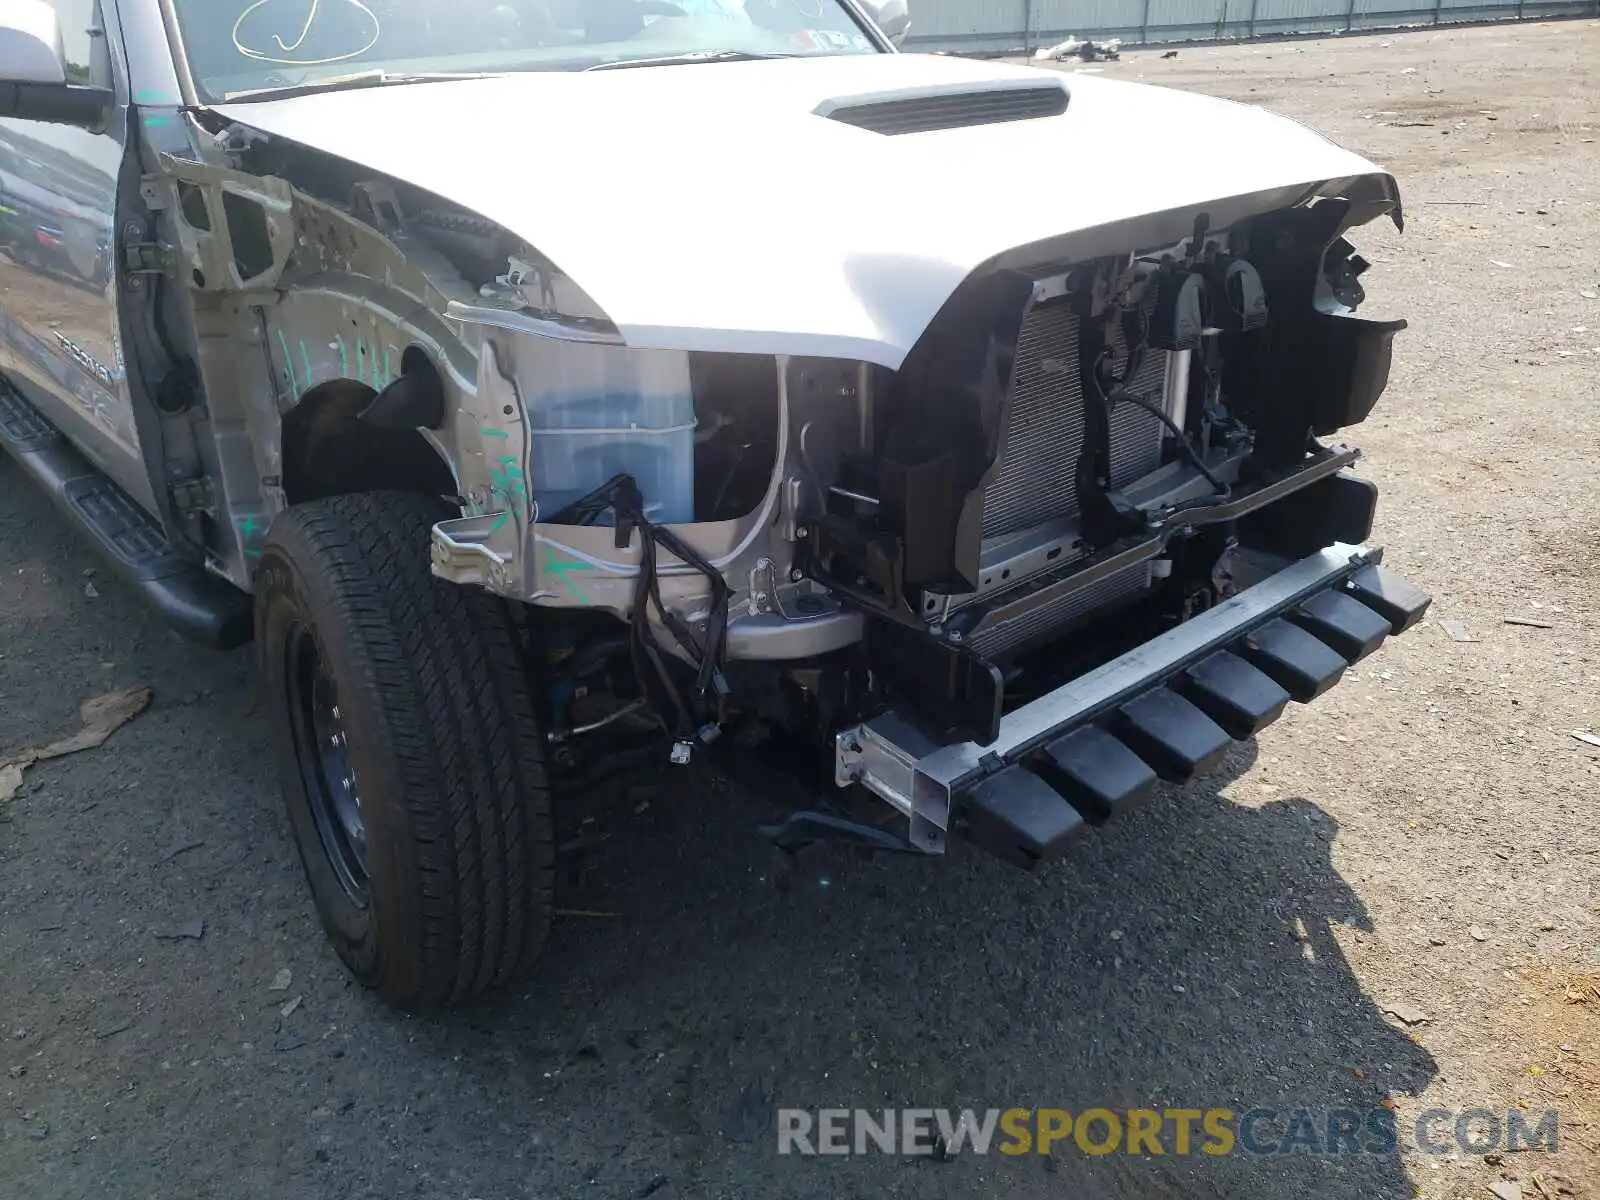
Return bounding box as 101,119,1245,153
971,561,1153,659
960,299,1172,658
980,302,1169,541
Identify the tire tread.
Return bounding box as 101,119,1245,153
262,492,552,1008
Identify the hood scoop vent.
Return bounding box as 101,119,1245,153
818,82,1068,136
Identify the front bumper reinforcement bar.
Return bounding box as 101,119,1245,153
834,542,1431,867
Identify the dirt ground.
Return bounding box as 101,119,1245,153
2,18,1598,1200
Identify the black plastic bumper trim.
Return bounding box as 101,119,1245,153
1110,688,1233,784
1175,650,1291,740
1340,563,1432,634
1239,618,1348,703
1289,588,1393,663
1030,725,1158,824
858,544,1432,871
961,765,1089,869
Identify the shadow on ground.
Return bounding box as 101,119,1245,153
435,746,1439,1199
0,455,1435,1199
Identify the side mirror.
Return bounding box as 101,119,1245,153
0,0,111,128
858,0,911,48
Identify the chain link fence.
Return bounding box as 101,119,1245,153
901,0,1597,54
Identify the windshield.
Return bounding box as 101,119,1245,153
170,0,883,102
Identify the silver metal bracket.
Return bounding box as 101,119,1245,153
833,713,950,855
430,515,512,590
351,180,408,236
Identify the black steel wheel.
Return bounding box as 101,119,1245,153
284,622,368,904
256,492,553,1010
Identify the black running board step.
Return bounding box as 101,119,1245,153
1238,618,1348,702
0,382,61,453
1340,563,1432,634
1288,589,1392,663
0,394,251,648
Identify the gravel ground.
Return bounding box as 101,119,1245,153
2,20,1599,1200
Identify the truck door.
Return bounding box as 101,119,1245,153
0,0,152,509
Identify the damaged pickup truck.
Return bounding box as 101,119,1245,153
0,0,1430,1008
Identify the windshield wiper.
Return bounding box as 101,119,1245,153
584,49,794,71
220,70,503,103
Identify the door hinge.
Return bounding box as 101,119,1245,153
122,220,174,276
123,240,175,275
169,477,215,516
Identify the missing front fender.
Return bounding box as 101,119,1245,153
153,156,295,291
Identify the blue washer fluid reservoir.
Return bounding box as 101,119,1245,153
511,337,697,526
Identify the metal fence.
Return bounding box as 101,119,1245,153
901,0,1597,54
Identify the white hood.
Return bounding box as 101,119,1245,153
211,54,1396,369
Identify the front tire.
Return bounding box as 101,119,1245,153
256,492,553,1009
